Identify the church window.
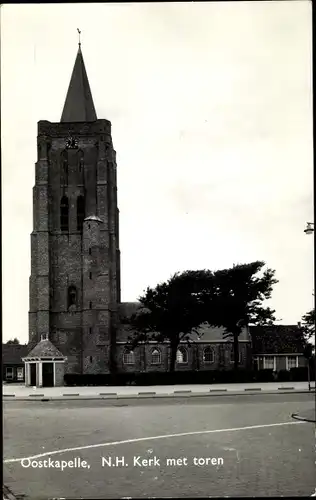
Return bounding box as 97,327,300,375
203,347,214,364
89,301,92,309
90,356,92,363
61,150,68,185
89,327,92,334
89,272,92,279
176,347,188,364
151,348,161,365
123,350,135,365
60,196,69,232
77,195,85,231
89,248,91,255
68,286,77,309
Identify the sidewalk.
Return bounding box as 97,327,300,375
2,381,315,400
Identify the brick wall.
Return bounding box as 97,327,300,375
29,120,119,373
54,362,65,386
115,342,252,373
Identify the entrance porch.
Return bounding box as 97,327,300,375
22,337,67,387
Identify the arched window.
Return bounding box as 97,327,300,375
176,347,188,364
60,150,68,185
77,195,85,231
67,286,77,309
77,149,84,172
151,348,161,365
60,196,69,232
203,346,214,364
123,349,135,365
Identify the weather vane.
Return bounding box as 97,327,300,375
77,28,81,47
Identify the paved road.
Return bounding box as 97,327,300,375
3,393,315,498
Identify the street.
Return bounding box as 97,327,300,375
3,393,315,498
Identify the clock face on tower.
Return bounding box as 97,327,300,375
66,136,79,149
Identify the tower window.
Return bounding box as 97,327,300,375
89,356,92,363
77,149,84,173
77,195,85,231
89,327,92,334
60,150,68,185
68,286,77,309
89,248,91,255
89,272,92,279
89,301,92,309
60,196,69,232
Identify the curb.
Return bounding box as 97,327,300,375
3,389,315,402
291,412,316,424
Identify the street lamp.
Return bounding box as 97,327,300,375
304,222,314,235
303,221,315,391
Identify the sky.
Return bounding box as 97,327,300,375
1,2,313,344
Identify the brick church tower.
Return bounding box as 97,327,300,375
28,42,121,376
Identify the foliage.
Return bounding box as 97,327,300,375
6,338,20,344
127,270,214,372
201,261,278,370
127,262,278,372
301,309,315,341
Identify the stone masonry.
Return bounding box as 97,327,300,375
28,45,121,375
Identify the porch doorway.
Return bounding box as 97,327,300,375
42,363,54,387
30,363,36,386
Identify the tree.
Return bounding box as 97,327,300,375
127,270,214,373
201,261,278,371
6,338,20,345
300,310,315,390
301,309,315,341
127,262,278,373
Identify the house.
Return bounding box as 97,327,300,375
2,344,29,382
250,325,308,372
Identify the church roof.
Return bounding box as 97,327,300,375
23,339,66,360
61,45,97,123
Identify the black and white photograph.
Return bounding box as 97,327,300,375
2,2,315,498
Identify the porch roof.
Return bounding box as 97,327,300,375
23,339,65,360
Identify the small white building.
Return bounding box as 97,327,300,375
22,336,67,387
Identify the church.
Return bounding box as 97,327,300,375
22,42,296,388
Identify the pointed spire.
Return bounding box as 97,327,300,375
61,33,97,123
